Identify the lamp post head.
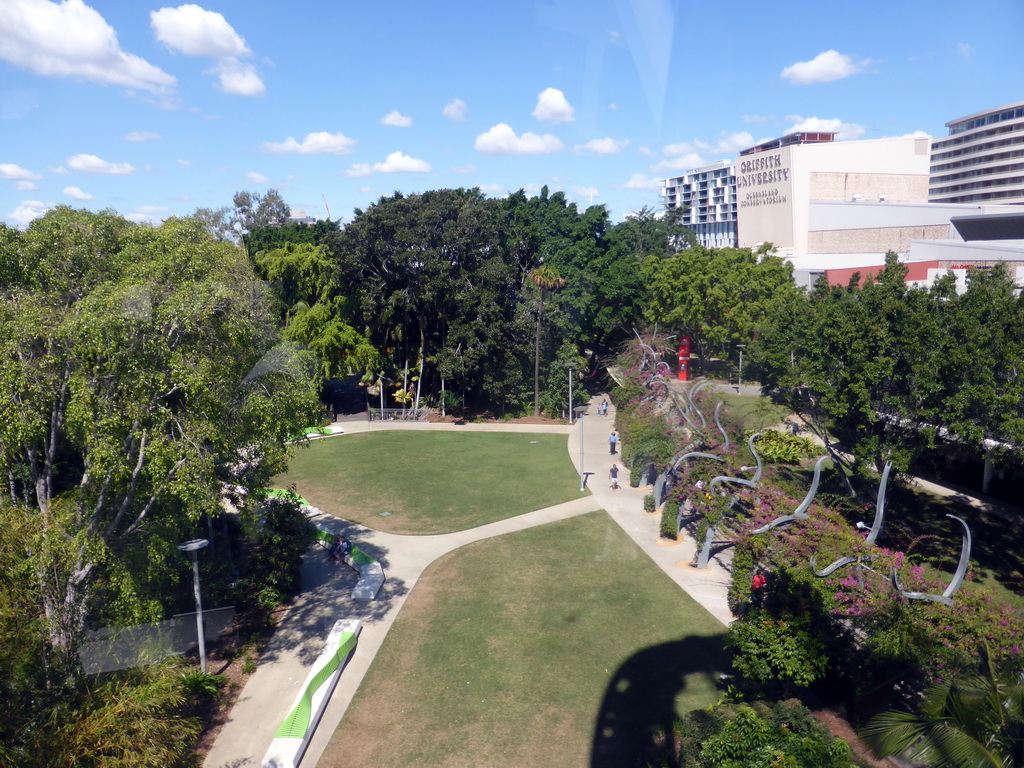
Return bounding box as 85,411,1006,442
178,539,209,553
573,406,588,417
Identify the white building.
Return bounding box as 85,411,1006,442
660,160,737,248
736,132,933,258
929,101,1024,205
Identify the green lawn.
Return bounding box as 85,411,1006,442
322,511,728,768
273,431,584,534
716,392,792,431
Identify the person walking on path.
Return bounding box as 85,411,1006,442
609,463,620,490
608,431,618,455
601,399,609,417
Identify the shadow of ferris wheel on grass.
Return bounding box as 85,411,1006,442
589,633,728,768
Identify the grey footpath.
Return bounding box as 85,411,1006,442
203,398,736,768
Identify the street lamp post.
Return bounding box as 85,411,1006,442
178,538,209,672
736,344,747,389
573,405,589,492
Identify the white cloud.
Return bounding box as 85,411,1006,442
209,58,265,96
742,114,774,124
572,185,599,202
651,152,705,173
380,110,412,127
358,186,372,193
786,115,866,140
150,4,251,58
16,181,37,191
245,171,268,183
574,138,629,156
664,131,753,159
344,151,432,177
637,146,656,158
956,42,974,57
125,131,160,142
620,173,663,191
177,158,190,166
7,199,55,227
49,166,69,175
125,205,170,224
442,97,467,121
476,183,508,197
532,87,574,124
63,186,93,201
261,131,356,155
67,154,134,175
149,6,265,96
0,0,176,94
474,124,564,156
0,163,42,180
781,50,872,85
451,164,476,174
901,130,931,139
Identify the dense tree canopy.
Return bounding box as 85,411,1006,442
0,208,321,656
642,243,801,365
753,254,1024,479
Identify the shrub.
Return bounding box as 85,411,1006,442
751,430,821,464
235,496,317,612
650,699,855,768
726,611,830,696
660,499,680,539
643,494,656,513
179,669,227,701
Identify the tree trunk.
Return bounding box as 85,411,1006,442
415,314,426,418
533,290,545,417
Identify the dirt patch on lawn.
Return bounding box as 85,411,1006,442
812,709,895,767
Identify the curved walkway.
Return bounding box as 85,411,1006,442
203,396,734,768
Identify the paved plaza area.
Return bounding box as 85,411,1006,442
203,394,735,768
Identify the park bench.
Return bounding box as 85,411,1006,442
262,618,361,768
314,529,385,601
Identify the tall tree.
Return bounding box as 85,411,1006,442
328,189,519,409
0,208,320,656
232,188,289,237
642,244,800,367
529,265,566,416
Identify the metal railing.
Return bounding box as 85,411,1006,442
367,407,431,422
79,606,235,674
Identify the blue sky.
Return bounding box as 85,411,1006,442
1,0,1022,228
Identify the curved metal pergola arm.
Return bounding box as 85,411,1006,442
865,462,892,545
743,432,764,484
670,452,724,473
706,432,764,492
687,380,714,428
665,383,704,435
891,514,972,605
708,475,756,491
810,553,875,578
714,401,730,452
809,462,890,578
751,455,830,534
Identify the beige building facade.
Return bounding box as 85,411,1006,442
736,134,932,256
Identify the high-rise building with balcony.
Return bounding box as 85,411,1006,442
929,101,1024,205
660,160,737,248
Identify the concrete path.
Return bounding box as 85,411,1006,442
203,396,732,768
